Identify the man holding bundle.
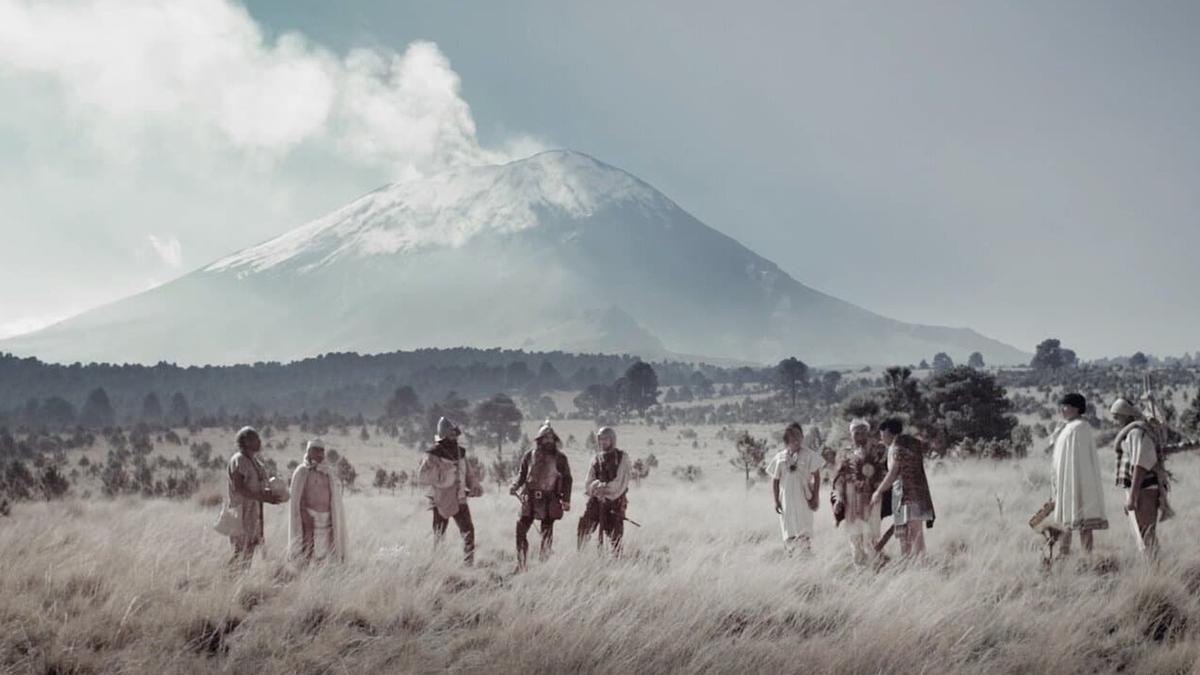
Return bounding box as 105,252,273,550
1049,393,1108,556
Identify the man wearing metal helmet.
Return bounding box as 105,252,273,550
510,420,573,570
577,426,632,553
417,417,483,564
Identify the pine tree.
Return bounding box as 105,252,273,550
79,388,116,428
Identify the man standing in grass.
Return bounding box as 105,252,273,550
831,418,888,565
510,421,573,570
226,426,283,569
871,420,935,559
1110,398,1170,557
418,417,483,564
288,439,348,564
1049,393,1107,556
577,426,631,553
767,422,824,553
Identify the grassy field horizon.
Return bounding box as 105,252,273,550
4,418,1200,674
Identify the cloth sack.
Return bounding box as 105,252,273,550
214,502,243,537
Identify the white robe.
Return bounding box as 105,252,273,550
767,448,825,542
1051,419,1108,531
288,463,349,563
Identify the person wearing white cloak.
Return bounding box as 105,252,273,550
1051,392,1108,556
767,422,825,552
288,439,348,564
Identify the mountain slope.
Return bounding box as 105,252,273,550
2,150,1028,366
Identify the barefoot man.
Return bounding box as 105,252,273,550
767,422,824,553
288,439,348,564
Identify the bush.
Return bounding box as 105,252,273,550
671,465,704,482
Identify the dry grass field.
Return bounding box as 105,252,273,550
4,416,1200,675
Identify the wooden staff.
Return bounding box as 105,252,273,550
874,525,895,553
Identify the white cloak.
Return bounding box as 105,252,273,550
288,463,349,563
1051,419,1108,531
767,448,825,542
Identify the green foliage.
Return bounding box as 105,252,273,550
384,386,422,420
671,464,704,482
573,384,615,418
1031,339,1078,370
924,366,1018,448
40,396,77,428
841,395,881,422
775,357,808,408
618,361,660,414
335,455,357,490
1182,394,1200,438
730,431,768,483
38,464,71,500
80,388,116,429
883,366,927,424
2,460,36,501
473,393,523,454
141,393,163,421
168,392,191,427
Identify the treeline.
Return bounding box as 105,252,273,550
0,349,776,430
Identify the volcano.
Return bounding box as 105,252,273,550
2,150,1028,366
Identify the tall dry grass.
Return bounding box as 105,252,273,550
3,451,1200,674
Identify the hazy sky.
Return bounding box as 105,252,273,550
2,1,1198,359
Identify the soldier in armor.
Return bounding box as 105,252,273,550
417,417,483,564
510,421,573,570
577,427,631,553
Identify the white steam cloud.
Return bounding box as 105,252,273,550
148,235,184,269
0,0,545,338
0,0,538,178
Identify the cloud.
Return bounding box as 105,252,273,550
148,235,183,269
0,0,540,178
0,0,546,335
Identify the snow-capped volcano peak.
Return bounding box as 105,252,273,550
4,148,1031,367
207,150,665,274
